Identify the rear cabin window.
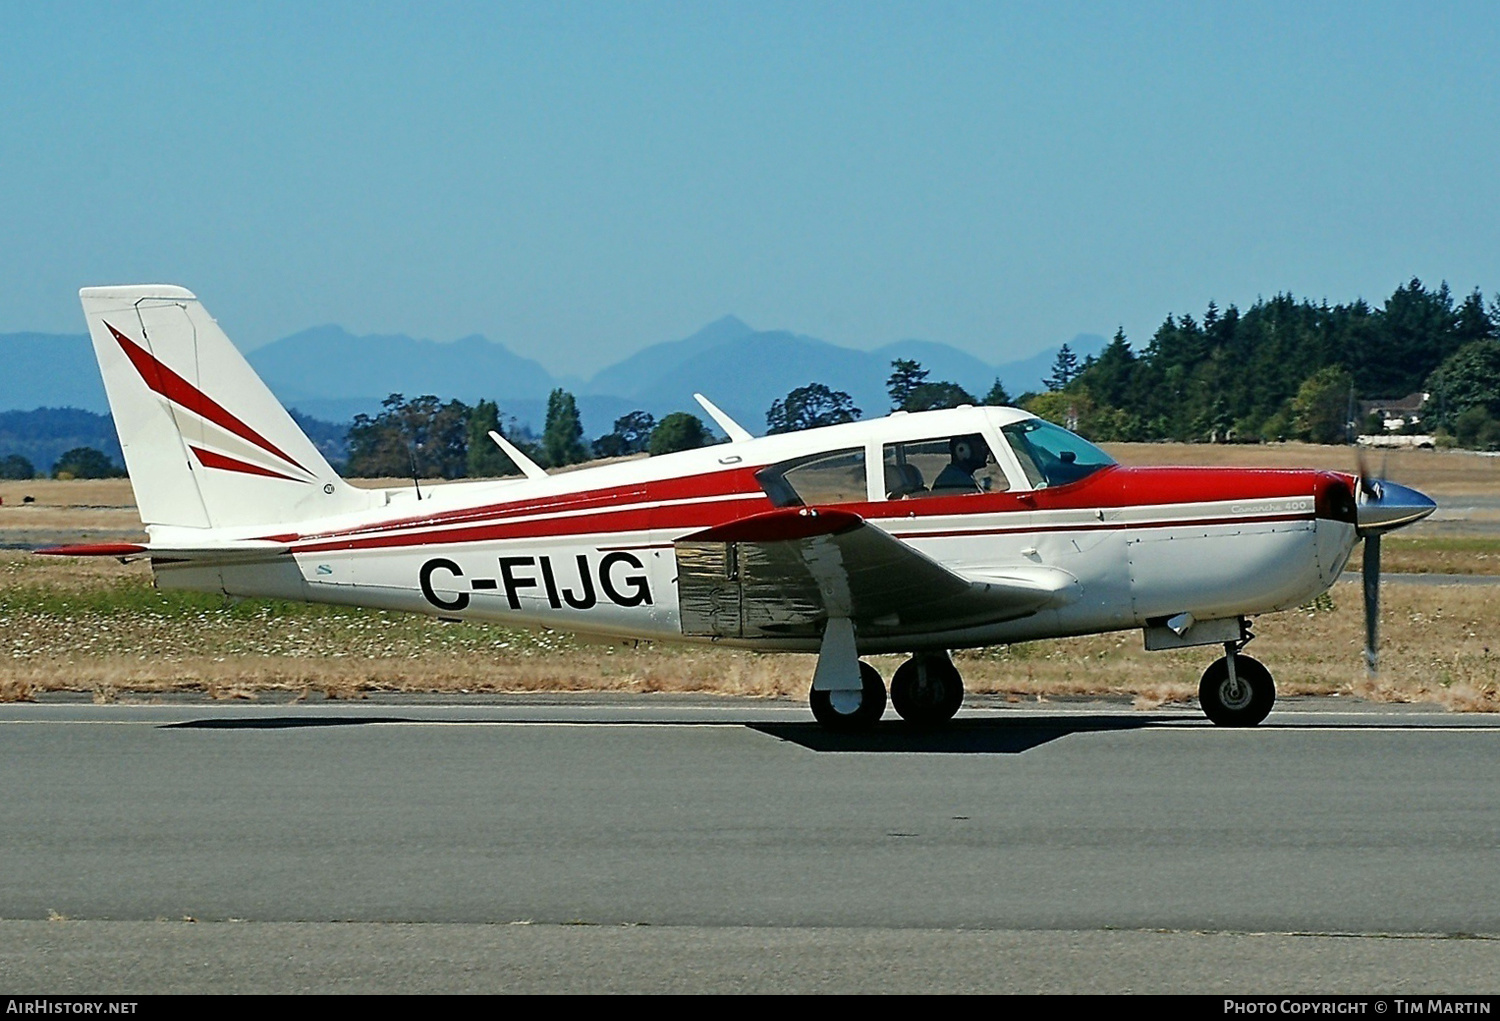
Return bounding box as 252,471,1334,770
756,448,867,507
881,435,1009,499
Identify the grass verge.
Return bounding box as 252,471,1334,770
2,552,1495,713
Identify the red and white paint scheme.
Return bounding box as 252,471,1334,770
48,285,1437,729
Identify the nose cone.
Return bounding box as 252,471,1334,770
1356,480,1437,535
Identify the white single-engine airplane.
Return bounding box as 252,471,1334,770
46,285,1437,729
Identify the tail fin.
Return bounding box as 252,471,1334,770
80,285,373,532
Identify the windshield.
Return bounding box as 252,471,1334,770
1000,419,1115,489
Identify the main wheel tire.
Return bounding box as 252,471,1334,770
890,654,964,725
1199,654,1275,727
809,662,887,731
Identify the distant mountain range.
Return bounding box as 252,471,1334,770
0,318,1104,439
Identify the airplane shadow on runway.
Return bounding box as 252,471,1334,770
749,715,1179,754
163,716,417,730
161,713,1185,752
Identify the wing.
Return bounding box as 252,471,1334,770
674,507,1077,639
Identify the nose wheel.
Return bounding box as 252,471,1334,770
1199,649,1275,726
890,652,964,725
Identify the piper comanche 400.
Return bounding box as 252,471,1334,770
46,285,1437,729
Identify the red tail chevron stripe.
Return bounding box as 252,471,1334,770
190,446,310,483
104,321,311,476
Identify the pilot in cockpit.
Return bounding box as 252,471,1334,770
932,434,990,492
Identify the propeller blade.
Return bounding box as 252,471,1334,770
1354,444,1373,498
1363,532,1381,676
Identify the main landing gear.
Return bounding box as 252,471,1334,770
890,652,964,726
1199,640,1275,727
809,652,965,731
809,661,887,730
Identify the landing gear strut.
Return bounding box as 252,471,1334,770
1199,640,1275,727
890,652,964,726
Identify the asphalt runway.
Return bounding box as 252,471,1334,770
2,694,1498,994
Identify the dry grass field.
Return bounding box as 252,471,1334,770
2,443,1497,711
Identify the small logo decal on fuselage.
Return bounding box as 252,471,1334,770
419,553,653,613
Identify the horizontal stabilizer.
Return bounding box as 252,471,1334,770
37,539,290,564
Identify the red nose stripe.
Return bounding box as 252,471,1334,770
105,321,310,476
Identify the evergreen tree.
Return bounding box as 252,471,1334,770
766,384,861,434
982,379,1012,406
886,359,929,410
466,399,522,477
1360,278,1461,396
542,389,588,467
1454,288,1498,346
1044,344,1080,391
1082,327,1137,408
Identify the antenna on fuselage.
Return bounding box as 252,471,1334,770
488,430,548,480
693,393,754,443
408,443,423,501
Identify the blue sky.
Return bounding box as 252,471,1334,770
4,1,1498,376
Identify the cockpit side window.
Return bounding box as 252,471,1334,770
755,447,867,507
1000,419,1115,489
881,435,1009,499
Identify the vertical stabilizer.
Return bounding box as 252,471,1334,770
79,285,373,532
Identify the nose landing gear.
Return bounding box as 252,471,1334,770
1199,640,1275,726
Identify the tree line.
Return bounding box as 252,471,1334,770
1034,278,1500,448
757,277,1500,450
343,391,715,479
1,447,125,481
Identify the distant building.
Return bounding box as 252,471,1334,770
1358,392,1428,432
